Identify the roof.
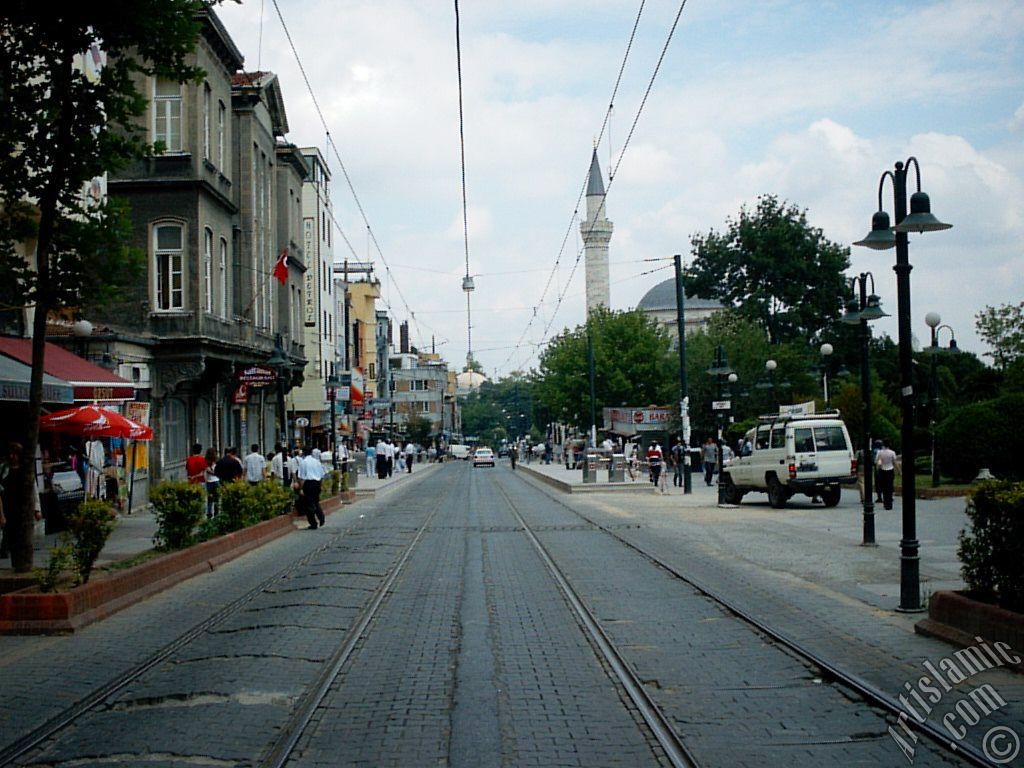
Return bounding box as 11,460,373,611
232,71,289,136
0,338,135,402
0,355,74,404
586,149,605,197
636,277,724,312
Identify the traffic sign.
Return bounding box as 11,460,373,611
712,400,732,411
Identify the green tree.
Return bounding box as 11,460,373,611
686,195,850,344
533,307,674,433
976,301,1024,369
405,415,432,446
0,2,206,571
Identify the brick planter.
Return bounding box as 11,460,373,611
916,591,1024,674
0,514,296,635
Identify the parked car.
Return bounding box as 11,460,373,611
721,411,856,508
472,447,495,467
449,444,472,461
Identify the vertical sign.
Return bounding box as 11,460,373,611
303,217,316,326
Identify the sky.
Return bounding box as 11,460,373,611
216,0,1024,379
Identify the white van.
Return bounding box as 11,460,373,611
449,444,472,461
721,411,856,508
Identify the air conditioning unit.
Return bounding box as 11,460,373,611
119,363,151,387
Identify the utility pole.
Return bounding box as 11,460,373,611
673,254,691,493
587,329,597,448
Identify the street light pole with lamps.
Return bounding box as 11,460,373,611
841,272,888,546
819,343,834,409
326,373,339,470
924,312,957,489
706,345,735,505
854,157,952,611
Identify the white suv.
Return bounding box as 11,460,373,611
721,412,856,508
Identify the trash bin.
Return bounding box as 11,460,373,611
583,454,598,484
346,462,358,489
609,453,625,482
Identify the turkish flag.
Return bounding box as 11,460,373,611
273,248,289,285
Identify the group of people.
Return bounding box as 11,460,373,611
185,442,341,529
367,439,418,480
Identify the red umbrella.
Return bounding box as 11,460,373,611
40,404,153,440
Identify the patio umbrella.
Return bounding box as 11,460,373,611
41,404,152,513
40,404,152,440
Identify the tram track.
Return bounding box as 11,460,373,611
509,467,997,768
0,480,451,768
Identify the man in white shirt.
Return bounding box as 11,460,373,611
875,439,899,511
244,444,266,486
270,444,286,487
299,449,326,528
404,442,416,473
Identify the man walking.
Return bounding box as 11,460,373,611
875,439,899,511
186,443,206,485
702,437,717,487
671,438,685,488
646,441,663,489
298,448,326,528
404,441,416,473
214,447,244,485
244,444,266,485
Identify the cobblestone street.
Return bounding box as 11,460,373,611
1,462,1019,767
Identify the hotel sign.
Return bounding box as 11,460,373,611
304,217,316,327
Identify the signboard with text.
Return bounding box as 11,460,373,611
602,407,673,435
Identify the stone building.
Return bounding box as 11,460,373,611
581,149,613,317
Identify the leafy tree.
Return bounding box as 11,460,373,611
0,2,206,571
686,195,850,344
460,375,533,440
405,415,432,446
533,307,674,433
976,301,1024,369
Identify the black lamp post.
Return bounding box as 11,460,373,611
841,272,888,546
924,312,957,488
854,157,952,611
706,345,735,505
819,343,834,409
326,373,340,470
673,253,692,493
266,334,290,450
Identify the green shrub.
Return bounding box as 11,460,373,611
36,540,74,593
67,498,117,584
958,480,1024,612
151,481,205,550
936,393,1024,482
217,480,294,533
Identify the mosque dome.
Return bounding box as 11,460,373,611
636,278,723,312
455,369,487,394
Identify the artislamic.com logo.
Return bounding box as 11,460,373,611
889,636,1021,764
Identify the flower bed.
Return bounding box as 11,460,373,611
916,591,1024,674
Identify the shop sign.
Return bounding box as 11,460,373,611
602,407,673,435
237,365,277,385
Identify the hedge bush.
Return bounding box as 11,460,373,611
936,393,1024,482
68,498,118,583
215,480,294,534
151,481,206,550
958,480,1024,613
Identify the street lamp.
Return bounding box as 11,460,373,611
854,156,952,612
819,343,834,409
842,272,888,546
706,345,734,505
326,373,340,470
924,312,957,488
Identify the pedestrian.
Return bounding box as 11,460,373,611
385,439,394,478
203,447,220,519
671,438,685,487
298,448,326,529
270,444,286,487
872,439,884,503
214,447,244,484
185,443,206,485
404,441,416,473
646,441,664,488
875,439,899,511
366,441,376,476
0,443,32,566
702,437,717,486
286,448,300,487
244,444,266,485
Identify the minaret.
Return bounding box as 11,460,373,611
580,149,613,316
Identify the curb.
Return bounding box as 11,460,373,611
0,494,346,635
518,464,661,494
915,591,1024,674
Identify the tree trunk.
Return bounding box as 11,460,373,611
11,46,75,573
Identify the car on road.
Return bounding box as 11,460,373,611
472,447,495,467
449,444,472,461
720,411,856,508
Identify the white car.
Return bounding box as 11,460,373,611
472,448,495,467
721,411,857,508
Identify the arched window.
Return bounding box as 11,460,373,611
153,222,185,311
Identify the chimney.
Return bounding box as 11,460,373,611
400,321,409,354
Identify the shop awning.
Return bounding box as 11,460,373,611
0,355,74,404
0,337,135,402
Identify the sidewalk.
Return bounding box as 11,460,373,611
1,461,439,575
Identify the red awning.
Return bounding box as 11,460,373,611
0,337,136,402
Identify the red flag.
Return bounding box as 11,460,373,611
273,248,289,285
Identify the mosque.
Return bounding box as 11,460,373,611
581,149,721,338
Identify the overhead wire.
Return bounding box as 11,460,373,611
268,0,436,351
499,0,689,375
